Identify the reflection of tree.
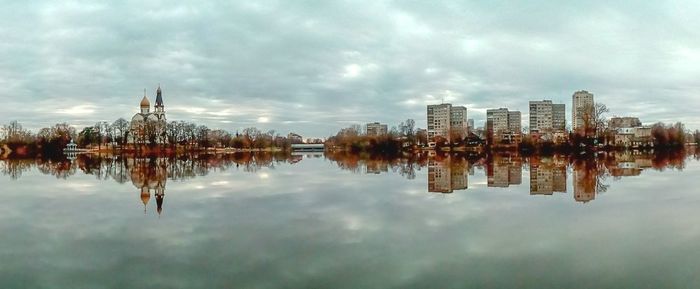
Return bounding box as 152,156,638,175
0,159,35,180
572,156,610,203
0,152,297,182
0,150,694,205
325,150,432,180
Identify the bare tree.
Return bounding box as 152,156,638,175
112,118,130,146
579,102,609,138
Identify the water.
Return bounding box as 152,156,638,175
1,151,699,288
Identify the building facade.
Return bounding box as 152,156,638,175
486,108,521,144
609,117,642,129
427,104,452,143
427,103,468,143
287,133,304,144
572,90,594,130
529,100,566,140
366,122,388,136
450,106,468,140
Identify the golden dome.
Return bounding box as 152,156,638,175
140,96,150,107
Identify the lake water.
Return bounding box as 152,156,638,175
1,151,699,288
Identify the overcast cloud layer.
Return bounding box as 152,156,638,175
1,1,699,137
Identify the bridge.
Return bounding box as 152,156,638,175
291,144,325,152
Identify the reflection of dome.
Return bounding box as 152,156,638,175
140,188,151,205
140,188,151,213
140,96,150,107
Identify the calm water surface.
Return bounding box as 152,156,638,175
1,152,699,288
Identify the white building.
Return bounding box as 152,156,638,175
487,108,521,143
529,100,566,135
450,106,468,140
366,122,388,136
572,90,594,130
427,104,451,142
129,86,167,144
427,103,468,143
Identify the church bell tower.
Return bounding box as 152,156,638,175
154,85,165,119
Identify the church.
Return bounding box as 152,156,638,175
129,85,167,144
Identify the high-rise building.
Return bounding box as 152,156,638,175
552,103,566,131
486,108,509,136
486,108,521,143
572,90,594,130
427,103,452,142
530,100,553,133
467,119,475,131
427,103,468,143
529,100,566,133
450,106,468,140
508,111,522,133
366,122,388,136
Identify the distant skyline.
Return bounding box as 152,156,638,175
1,1,699,137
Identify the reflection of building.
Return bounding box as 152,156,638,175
529,157,567,195
366,161,389,174
609,162,642,177
487,155,522,187
129,158,167,214
573,166,597,203
428,156,469,193
451,158,469,190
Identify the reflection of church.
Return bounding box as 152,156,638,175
129,158,168,215
129,86,167,144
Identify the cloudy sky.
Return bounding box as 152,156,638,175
1,1,699,137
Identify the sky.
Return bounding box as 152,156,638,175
1,1,699,138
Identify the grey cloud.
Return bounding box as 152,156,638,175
1,1,699,137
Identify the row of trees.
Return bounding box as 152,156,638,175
79,119,305,151
1,119,310,156
1,121,77,155
325,119,429,154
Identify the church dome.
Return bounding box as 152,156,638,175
140,96,150,107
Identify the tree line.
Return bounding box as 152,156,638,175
1,119,308,157
325,119,428,154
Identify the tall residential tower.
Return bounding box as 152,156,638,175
572,90,594,130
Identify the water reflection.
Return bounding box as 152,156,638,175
0,153,297,215
1,150,699,288
487,154,522,188
325,149,698,204
1,150,698,208
529,156,567,195
427,154,469,193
